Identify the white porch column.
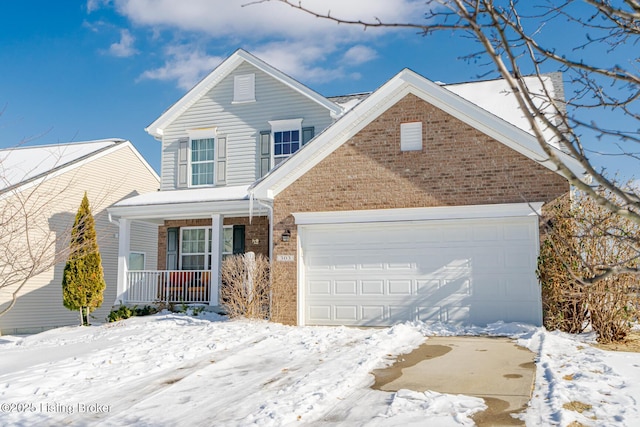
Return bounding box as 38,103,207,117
115,218,131,305
210,214,222,306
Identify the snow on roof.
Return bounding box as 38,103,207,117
444,74,561,145
114,184,250,207
0,139,124,191
328,75,561,143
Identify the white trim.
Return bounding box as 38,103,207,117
293,202,543,225
222,225,234,257
297,226,305,326
115,218,130,305
108,199,252,223
210,214,222,306
145,49,342,138
268,118,303,132
187,127,217,140
251,69,587,199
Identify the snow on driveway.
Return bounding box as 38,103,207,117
1,312,640,426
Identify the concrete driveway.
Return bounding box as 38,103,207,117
372,336,536,426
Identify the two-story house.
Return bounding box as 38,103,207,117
108,49,584,327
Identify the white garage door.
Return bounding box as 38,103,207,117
300,216,541,326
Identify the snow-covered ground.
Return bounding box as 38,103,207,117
1,312,639,426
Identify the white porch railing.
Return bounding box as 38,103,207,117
126,270,212,304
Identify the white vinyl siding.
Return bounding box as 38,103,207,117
160,62,334,190
0,145,160,334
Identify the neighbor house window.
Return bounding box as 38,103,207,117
268,118,303,167
128,252,146,271
191,138,215,186
180,227,212,270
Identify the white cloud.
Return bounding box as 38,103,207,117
342,45,378,65
86,0,111,13
108,29,138,57
139,46,224,90
113,0,423,40
113,0,423,88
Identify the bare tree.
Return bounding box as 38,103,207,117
0,150,111,319
253,0,640,280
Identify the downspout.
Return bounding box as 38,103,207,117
251,192,274,318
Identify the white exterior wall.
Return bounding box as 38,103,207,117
160,62,335,190
0,144,160,335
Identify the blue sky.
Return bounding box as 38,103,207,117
0,1,636,179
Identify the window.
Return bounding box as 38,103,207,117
180,228,212,270
191,138,215,186
233,73,255,103
400,122,423,151
274,130,300,166
179,226,244,270
268,118,303,167
128,252,146,270
223,226,234,259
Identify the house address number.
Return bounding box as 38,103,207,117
277,254,295,262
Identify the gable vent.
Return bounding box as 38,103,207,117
400,122,423,151
233,73,255,103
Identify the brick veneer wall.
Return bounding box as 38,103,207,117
156,216,269,270
271,93,570,325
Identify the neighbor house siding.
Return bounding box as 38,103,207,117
0,145,160,335
160,62,334,190
270,93,570,325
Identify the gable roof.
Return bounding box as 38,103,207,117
250,68,586,199
145,49,343,139
0,139,158,195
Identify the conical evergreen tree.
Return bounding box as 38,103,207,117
62,192,106,325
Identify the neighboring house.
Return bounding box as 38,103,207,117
108,49,585,327
0,139,159,334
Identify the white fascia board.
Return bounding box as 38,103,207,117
108,199,253,223
293,202,544,225
121,140,160,182
145,49,342,139
253,69,586,200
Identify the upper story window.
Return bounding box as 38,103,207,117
258,119,314,177
233,73,255,103
191,138,215,186
274,130,300,166
176,128,227,189
268,119,303,167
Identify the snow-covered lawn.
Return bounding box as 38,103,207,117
1,312,639,426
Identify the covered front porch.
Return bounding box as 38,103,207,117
107,186,270,307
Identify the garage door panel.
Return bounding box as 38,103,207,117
388,280,412,295
309,280,331,295
362,280,385,295
303,217,541,326
362,305,385,322
335,280,357,295
334,305,358,322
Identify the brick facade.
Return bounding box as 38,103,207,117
271,93,569,325
156,216,269,270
